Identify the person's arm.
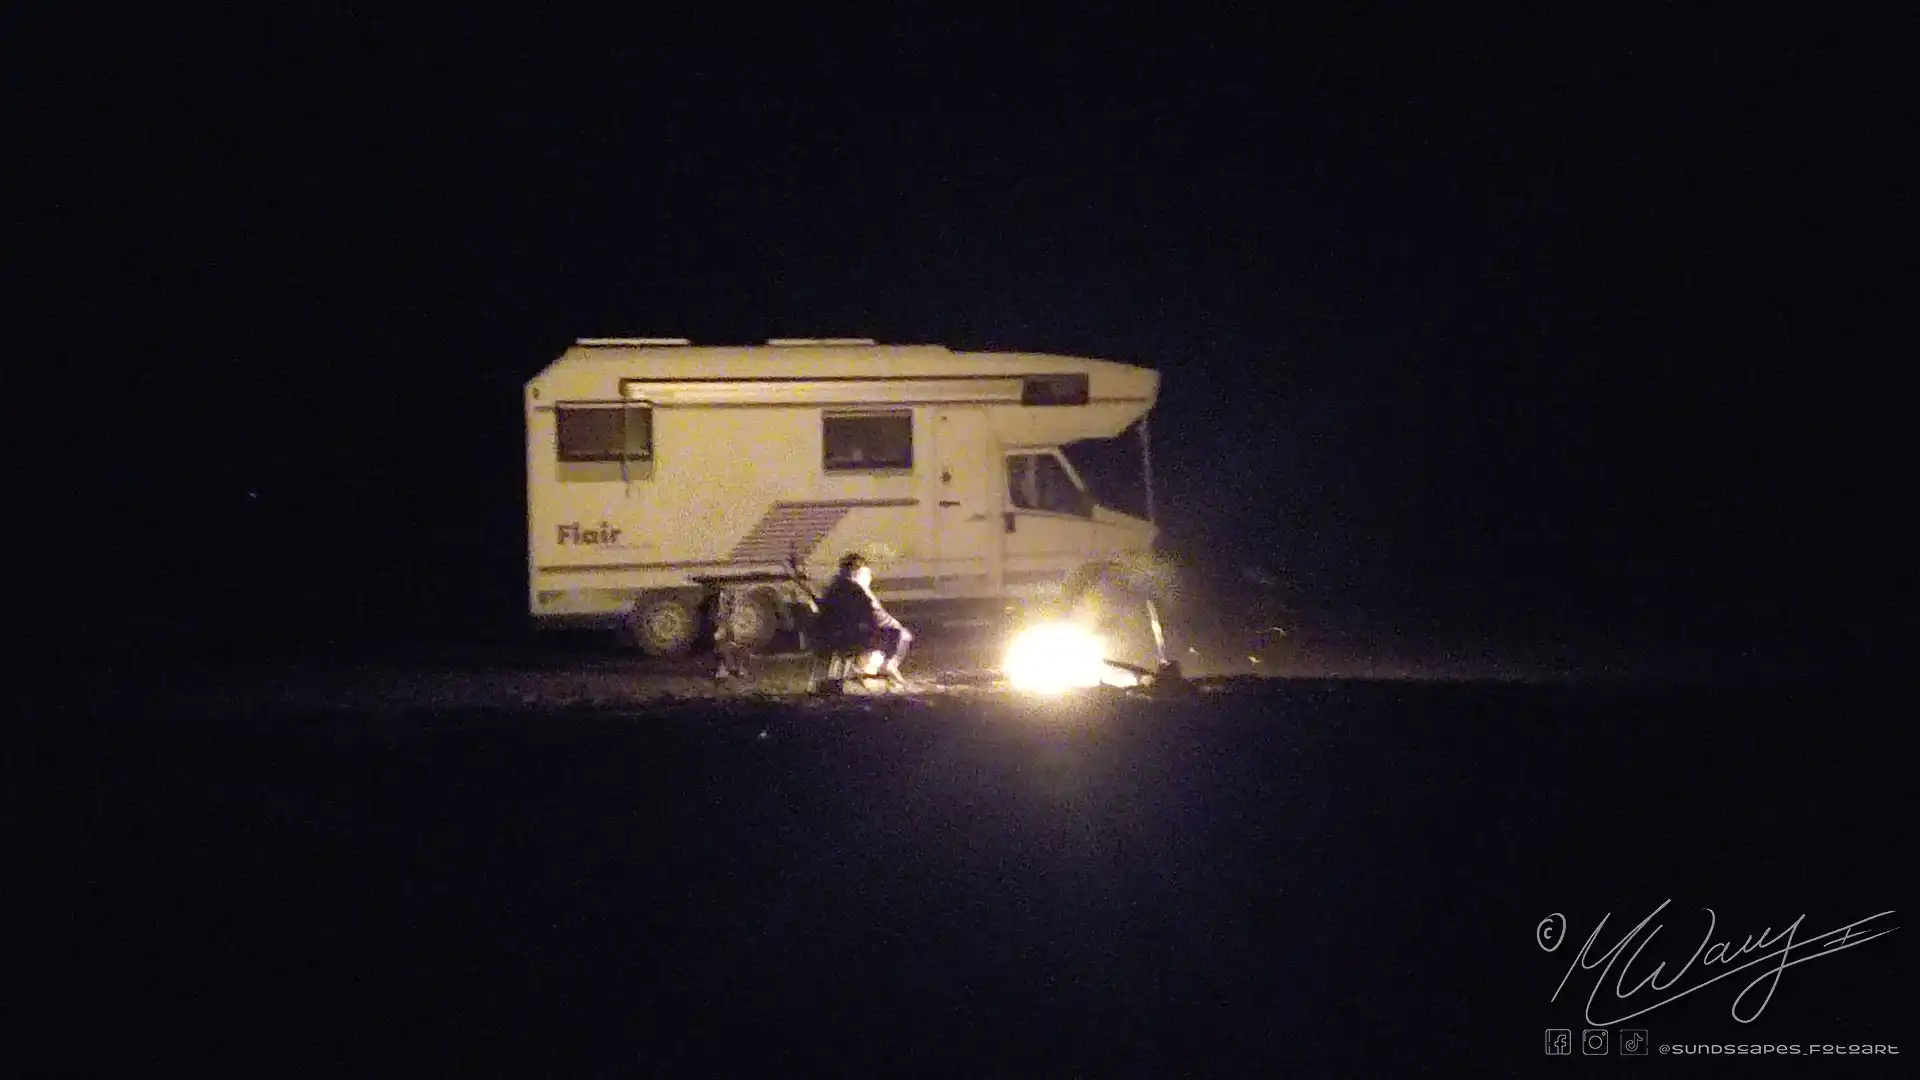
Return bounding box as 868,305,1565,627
860,581,904,630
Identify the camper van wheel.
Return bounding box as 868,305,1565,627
721,587,782,653
1061,560,1166,626
627,592,701,657
1061,562,1125,614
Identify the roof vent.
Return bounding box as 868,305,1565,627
765,338,878,346
576,337,692,346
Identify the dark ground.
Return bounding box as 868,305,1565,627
12,7,1896,1071
15,645,1903,1077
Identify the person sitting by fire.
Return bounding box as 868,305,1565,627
813,552,912,687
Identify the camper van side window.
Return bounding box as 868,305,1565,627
1021,374,1089,406
1007,453,1092,516
556,404,653,462
823,412,913,471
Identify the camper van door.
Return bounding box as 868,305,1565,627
1002,449,1096,592
929,407,999,596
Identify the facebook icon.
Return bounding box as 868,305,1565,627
1544,1029,1572,1055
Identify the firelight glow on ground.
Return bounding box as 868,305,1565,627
1001,622,1138,694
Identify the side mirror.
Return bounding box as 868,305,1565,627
1004,511,1016,534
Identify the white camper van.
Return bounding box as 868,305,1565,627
525,338,1160,655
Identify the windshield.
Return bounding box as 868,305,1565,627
1007,452,1089,516
1059,437,1149,518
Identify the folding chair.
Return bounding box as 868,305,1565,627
802,612,888,694
792,556,904,694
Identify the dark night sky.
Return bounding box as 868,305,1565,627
19,10,1891,647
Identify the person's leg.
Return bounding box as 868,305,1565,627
712,592,744,678
864,626,903,676
861,626,893,676
712,620,737,678
882,626,911,678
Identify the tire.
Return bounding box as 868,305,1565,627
1061,562,1164,670
1066,559,1175,612
1060,562,1126,616
628,592,701,657
722,587,782,653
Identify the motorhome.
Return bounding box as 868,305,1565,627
525,338,1160,655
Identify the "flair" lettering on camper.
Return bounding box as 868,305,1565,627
557,521,623,545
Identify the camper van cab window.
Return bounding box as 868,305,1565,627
556,404,653,462
823,412,913,471
1021,374,1090,406
1008,453,1091,517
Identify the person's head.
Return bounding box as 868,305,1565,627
838,552,872,588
